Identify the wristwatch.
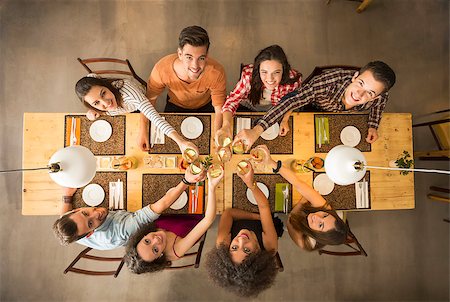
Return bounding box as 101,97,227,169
272,160,282,173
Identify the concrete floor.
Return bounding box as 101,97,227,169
1,0,449,301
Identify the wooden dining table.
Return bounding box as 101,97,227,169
22,112,414,216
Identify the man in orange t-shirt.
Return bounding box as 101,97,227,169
146,25,226,138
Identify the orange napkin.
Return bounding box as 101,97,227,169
188,184,204,214
65,117,81,146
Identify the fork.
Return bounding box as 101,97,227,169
322,118,328,144
109,182,116,210
357,182,364,208
283,186,289,214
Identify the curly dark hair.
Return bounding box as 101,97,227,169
205,244,278,297
359,61,396,93
289,203,349,251
248,44,301,106
75,76,123,114
124,222,171,274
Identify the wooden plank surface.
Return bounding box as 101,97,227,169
22,112,414,215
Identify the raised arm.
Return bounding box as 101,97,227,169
258,145,328,208
149,167,206,214
174,168,223,257
238,164,278,253
59,187,77,216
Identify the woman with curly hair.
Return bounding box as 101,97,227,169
205,163,280,297
124,168,223,274
257,145,349,251
75,74,198,154
215,44,302,145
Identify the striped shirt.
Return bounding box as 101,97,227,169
256,68,388,130
107,79,175,136
222,64,302,114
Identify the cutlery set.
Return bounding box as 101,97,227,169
355,178,369,209
282,185,290,214
315,117,329,147
189,184,202,213
109,180,124,210
150,118,166,148
69,117,80,146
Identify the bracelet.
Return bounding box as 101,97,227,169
182,177,194,186
63,195,73,204
272,160,282,173
248,181,257,190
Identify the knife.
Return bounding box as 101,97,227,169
317,118,322,148
283,186,289,214
70,118,75,146
114,179,120,209
194,182,199,213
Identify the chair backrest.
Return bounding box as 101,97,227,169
64,247,125,278
77,57,147,88
165,231,208,270
275,252,284,272
303,65,360,86
318,219,368,257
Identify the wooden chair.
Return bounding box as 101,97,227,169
77,57,147,88
427,186,450,203
165,231,208,270
64,247,125,278
318,219,368,257
275,252,284,272
326,0,373,13
413,109,450,160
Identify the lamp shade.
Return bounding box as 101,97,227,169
324,145,367,185
48,145,97,188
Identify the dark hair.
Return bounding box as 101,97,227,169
124,223,171,274
248,45,301,106
52,210,89,245
75,76,123,113
289,203,349,251
205,244,278,297
359,61,396,93
178,25,210,51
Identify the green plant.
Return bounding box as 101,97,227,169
201,155,213,171
395,151,414,175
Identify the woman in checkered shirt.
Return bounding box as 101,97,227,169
215,45,302,145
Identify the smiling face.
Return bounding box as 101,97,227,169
259,59,283,90
177,44,208,81
229,229,260,264
136,230,167,262
69,207,109,237
342,70,386,109
83,85,118,112
307,211,337,232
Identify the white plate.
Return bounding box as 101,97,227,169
261,123,280,141
313,174,335,195
340,126,361,147
89,120,112,142
181,117,203,139
246,182,270,205
82,184,105,206
168,189,188,210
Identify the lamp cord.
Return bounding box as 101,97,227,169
364,165,450,175
0,167,49,173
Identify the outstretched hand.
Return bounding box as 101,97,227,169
207,166,224,189
86,109,100,121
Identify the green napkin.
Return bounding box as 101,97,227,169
315,117,330,145
275,183,289,212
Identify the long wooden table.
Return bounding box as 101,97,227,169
22,112,414,215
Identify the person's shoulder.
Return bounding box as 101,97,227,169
153,53,177,69
205,56,226,75
321,68,355,78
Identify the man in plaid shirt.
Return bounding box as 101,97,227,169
233,61,396,150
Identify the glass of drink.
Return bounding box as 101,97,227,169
112,156,137,170
189,160,204,176
183,148,198,164
216,133,232,148
236,160,251,175
232,140,247,154
217,146,232,163
290,159,306,173
209,164,223,178
250,147,265,162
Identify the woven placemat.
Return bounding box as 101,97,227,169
314,113,371,153
148,115,211,155
72,172,127,209
142,174,205,214
233,115,293,154
232,173,292,213
313,171,371,210
64,115,126,155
